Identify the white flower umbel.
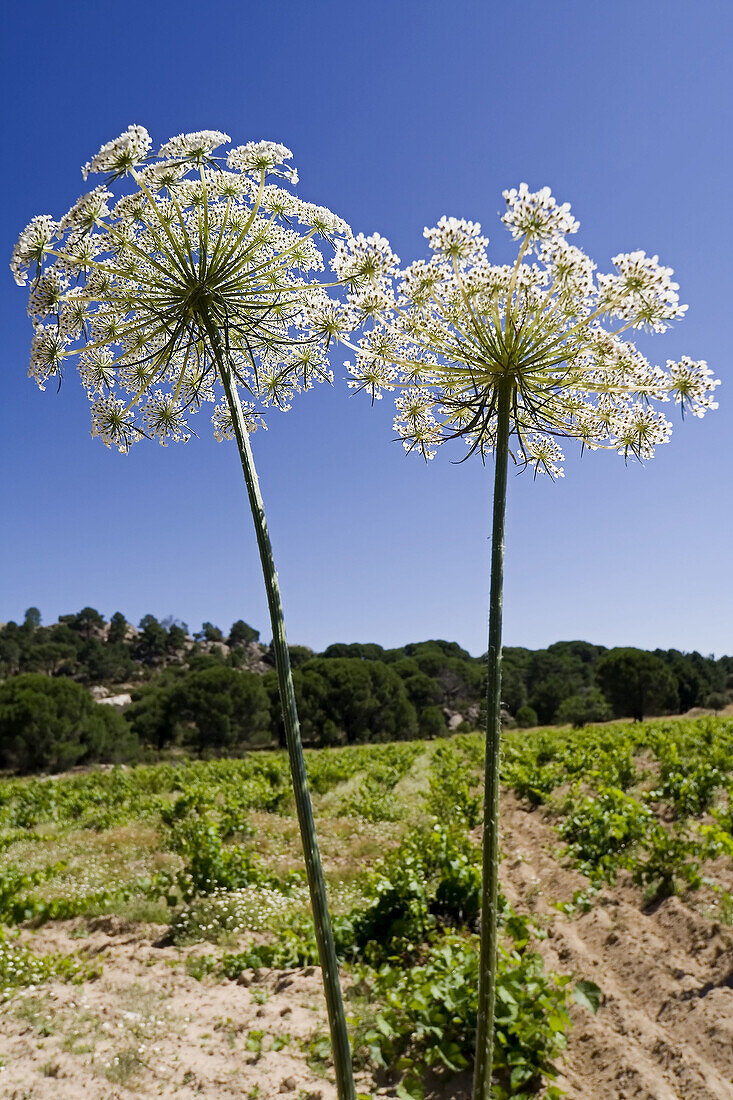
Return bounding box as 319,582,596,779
11,126,357,1100
337,184,718,471
336,184,718,1100
13,125,351,452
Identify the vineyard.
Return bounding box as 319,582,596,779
1,715,732,1098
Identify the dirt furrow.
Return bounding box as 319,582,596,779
500,795,733,1099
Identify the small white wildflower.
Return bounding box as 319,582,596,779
27,268,69,321
10,215,58,285
612,403,673,459
424,216,488,265
29,325,69,388
667,357,719,417
141,391,191,446
333,232,401,284
89,396,137,452
227,140,295,180
158,130,231,160
82,124,152,180
502,183,579,243
598,250,687,331
60,188,114,233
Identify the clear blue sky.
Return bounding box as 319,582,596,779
1,0,731,657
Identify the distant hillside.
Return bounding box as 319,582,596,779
0,606,731,773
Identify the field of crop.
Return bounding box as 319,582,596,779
1,716,732,1099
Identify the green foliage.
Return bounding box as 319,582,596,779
160,791,282,900
205,785,572,1100
172,666,272,753
515,705,538,728
200,622,224,642
344,744,420,822
269,658,419,747
650,750,723,817
556,687,611,728
358,932,569,1100
0,674,138,773
108,611,128,645
2,716,729,1097
631,823,703,902
0,863,66,923
592,745,637,790
560,788,653,882
125,674,182,750
424,743,481,828
0,925,101,989
134,614,168,662
503,751,566,807
418,704,448,738
219,918,323,974
350,849,434,961
166,623,188,652
23,607,42,630
228,619,260,646
347,824,483,963
2,606,731,771
596,648,679,721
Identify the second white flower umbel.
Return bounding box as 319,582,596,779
337,184,718,473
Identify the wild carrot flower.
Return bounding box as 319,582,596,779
336,183,718,1100
11,125,357,1100
12,125,351,452
337,184,718,473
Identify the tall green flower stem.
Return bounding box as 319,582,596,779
10,125,360,1096
473,380,512,1100
335,185,718,1100
206,319,356,1100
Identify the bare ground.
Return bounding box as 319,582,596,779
500,795,733,1100
1,795,732,1099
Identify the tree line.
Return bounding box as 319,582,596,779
0,608,730,773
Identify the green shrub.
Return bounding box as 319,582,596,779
593,745,637,790
632,824,703,902
705,692,728,713
556,688,611,728
268,658,419,747
348,824,482,962
173,666,272,753
0,925,100,988
344,744,420,822
359,932,570,1100
0,674,138,773
161,796,264,900
419,704,448,738
515,705,538,728
595,649,679,721
650,759,723,817
560,788,653,882
504,758,565,806
425,742,481,828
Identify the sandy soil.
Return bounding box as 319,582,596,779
1,918,349,1099
2,796,732,1099
500,795,733,1100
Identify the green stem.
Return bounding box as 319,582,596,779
203,315,356,1100
473,378,512,1100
